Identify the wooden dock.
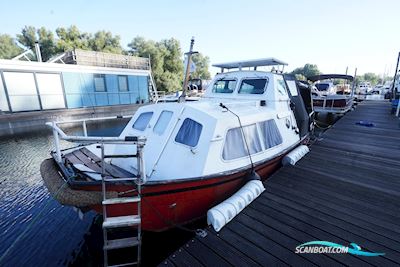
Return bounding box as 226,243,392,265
159,101,400,266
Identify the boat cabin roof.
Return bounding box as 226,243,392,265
213,58,288,72
307,74,354,82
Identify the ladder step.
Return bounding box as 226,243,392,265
102,197,140,205
104,154,137,158
104,237,139,250
108,262,138,267
103,215,141,229
104,177,137,182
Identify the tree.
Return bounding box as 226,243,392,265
17,26,57,61
362,72,379,85
89,30,123,54
294,74,306,81
37,27,57,61
191,53,211,80
291,64,321,78
0,34,23,59
55,25,91,51
17,26,36,50
128,36,184,92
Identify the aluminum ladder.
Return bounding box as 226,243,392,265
147,57,159,103
148,75,159,103
99,139,146,267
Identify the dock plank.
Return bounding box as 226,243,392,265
159,101,400,267
183,238,231,267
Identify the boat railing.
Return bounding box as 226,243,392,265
46,116,147,183
46,116,146,177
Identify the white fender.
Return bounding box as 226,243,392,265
282,145,309,166
207,180,265,232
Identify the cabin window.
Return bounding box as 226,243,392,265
153,111,173,135
286,80,298,96
118,75,129,91
276,77,288,95
222,124,262,160
132,112,153,131
223,128,246,160
212,79,237,93
175,118,203,147
315,83,330,91
238,79,268,94
94,74,106,92
258,120,282,149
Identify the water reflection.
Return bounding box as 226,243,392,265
0,118,167,267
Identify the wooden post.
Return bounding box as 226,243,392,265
351,68,357,99
391,52,400,99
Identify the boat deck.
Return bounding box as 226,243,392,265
64,147,134,181
160,100,400,266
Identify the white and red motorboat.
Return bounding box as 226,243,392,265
41,58,312,231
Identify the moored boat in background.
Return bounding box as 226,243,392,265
308,74,355,115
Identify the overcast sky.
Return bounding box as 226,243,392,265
1,0,399,76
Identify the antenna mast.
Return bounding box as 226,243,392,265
179,37,198,102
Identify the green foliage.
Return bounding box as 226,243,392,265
294,74,306,81
17,26,57,61
0,34,23,59
1,26,212,92
15,25,123,61
89,30,123,54
191,53,211,80
291,64,321,78
128,36,184,92
355,72,384,86
362,72,379,85
17,26,37,49
56,25,90,51
37,27,57,61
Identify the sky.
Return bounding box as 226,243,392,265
1,0,399,76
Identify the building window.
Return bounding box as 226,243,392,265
212,79,237,93
222,124,262,160
94,74,106,92
118,75,128,92
132,112,153,131
258,120,282,149
238,78,268,94
175,118,203,147
153,111,173,135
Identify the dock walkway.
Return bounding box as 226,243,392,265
160,101,400,266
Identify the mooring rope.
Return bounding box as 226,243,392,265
140,196,204,235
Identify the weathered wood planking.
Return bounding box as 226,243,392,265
160,101,400,267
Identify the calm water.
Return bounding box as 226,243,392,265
0,120,196,267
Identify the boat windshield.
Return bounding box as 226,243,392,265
212,79,237,93
238,79,268,94
315,83,330,91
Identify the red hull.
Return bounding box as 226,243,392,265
85,155,283,231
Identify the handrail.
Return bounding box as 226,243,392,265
46,118,145,167
50,115,132,125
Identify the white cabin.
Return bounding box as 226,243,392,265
86,59,303,182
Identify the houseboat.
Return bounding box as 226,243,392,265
41,58,312,232
0,49,156,113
